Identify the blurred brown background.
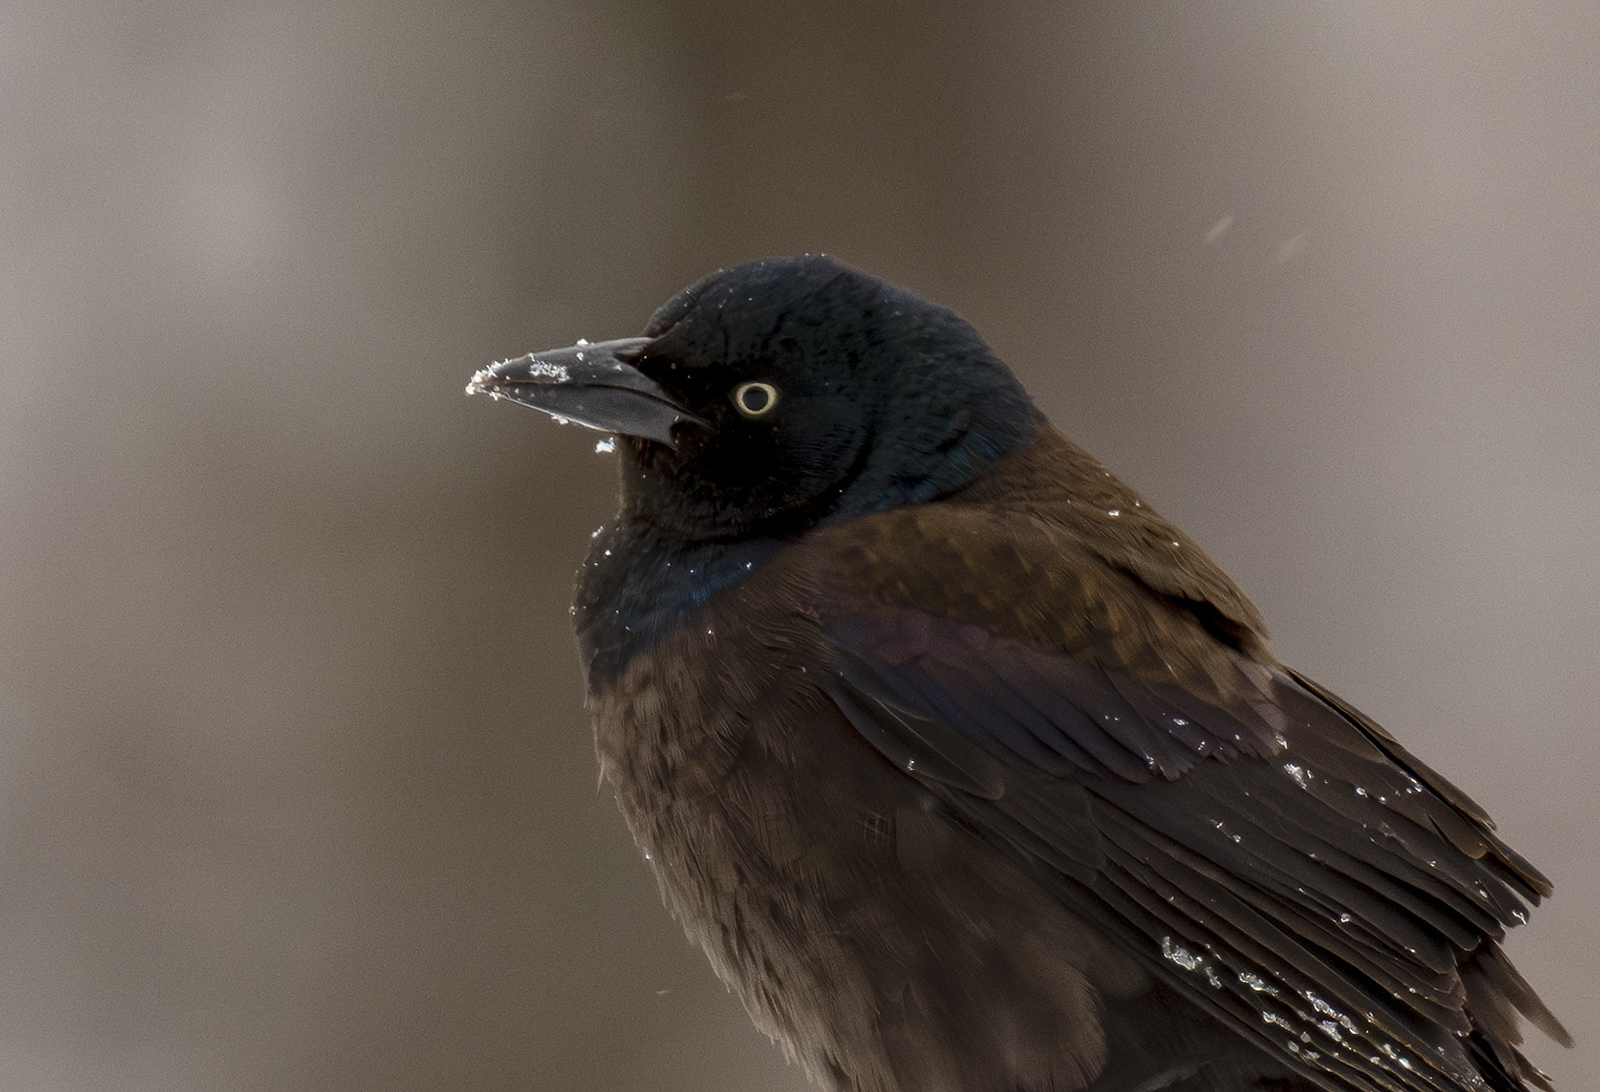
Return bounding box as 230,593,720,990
3,2,1595,1090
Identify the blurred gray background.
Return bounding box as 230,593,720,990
3,2,1595,1090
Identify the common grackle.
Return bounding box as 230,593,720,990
467,256,1569,1092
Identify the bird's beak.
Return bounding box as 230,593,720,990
466,336,703,449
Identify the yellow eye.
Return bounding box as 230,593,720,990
732,381,780,418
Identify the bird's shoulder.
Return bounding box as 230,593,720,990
789,425,1272,703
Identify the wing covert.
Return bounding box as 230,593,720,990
817,593,1563,1092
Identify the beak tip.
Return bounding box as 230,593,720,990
465,338,689,445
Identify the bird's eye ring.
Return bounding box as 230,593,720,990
732,381,780,419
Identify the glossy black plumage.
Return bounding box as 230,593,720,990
468,255,1569,1092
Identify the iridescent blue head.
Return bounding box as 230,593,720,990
470,254,1044,539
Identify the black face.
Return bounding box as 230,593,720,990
469,255,1045,542
619,260,884,537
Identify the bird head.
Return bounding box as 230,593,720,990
469,255,1044,539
